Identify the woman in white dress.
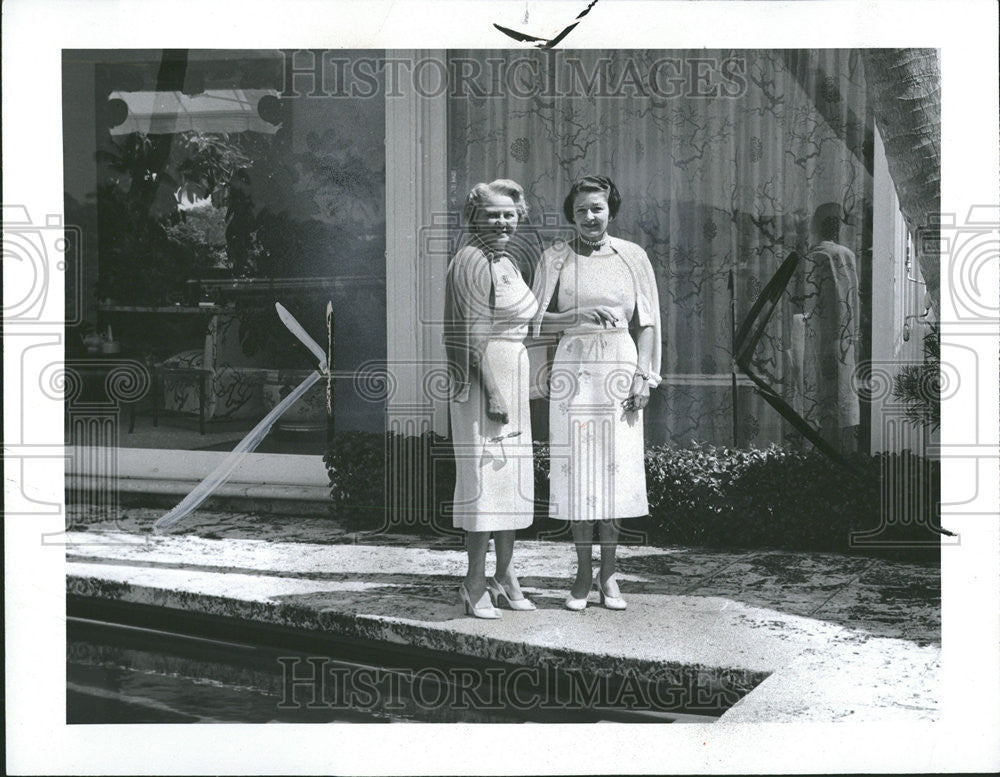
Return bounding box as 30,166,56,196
532,176,662,611
445,179,539,618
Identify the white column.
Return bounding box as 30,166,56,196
384,49,449,436
871,122,929,455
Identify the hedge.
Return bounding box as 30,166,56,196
324,433,942,561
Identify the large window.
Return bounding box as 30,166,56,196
64,50,387,464
447,49,874,452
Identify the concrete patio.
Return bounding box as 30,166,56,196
64,506,940,723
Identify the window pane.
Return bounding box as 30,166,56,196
64,50,386,459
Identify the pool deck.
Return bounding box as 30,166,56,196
64,507,941,723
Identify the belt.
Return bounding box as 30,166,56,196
561,325,629,337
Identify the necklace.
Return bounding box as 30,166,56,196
578,235,607,249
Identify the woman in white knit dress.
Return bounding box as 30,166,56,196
532,176,662,611
445,179,538,618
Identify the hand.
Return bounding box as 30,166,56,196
582,305,619,327
486,390,510,425
622,374,650,412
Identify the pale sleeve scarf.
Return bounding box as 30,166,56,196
444,245,497,403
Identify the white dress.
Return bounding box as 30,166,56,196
448,252,538,532
547,246,651,521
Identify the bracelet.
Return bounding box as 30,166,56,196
634,368,650,382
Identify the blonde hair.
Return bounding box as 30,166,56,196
462,179,529,226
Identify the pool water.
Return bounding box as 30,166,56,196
68,618,512,723
67,614,724,724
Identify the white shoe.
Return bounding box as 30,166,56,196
597,578,627,610
487,578,536,611
564,583,591,611
459,583,502,619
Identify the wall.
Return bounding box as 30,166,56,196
870,123,937,455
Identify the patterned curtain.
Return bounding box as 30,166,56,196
448,49,873,449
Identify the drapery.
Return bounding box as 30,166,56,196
448,49,873,449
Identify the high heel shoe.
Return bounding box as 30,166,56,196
459,583,502,619
597,577,627,610
564,583,590,611
487,577,536,611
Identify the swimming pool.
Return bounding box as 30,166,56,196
67,599,733,724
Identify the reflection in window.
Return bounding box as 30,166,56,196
65,51,387,456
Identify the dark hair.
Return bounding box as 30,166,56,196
563,175,622,223
811,202,843,242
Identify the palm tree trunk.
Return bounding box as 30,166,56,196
861,49,941,311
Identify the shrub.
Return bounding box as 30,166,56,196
644,443,940,557
325,434,941,560
323,431,457,535
323,431,387,522
892,326,940,432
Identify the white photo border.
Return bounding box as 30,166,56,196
3,0,998,774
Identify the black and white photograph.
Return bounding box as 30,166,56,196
4,0,999,774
